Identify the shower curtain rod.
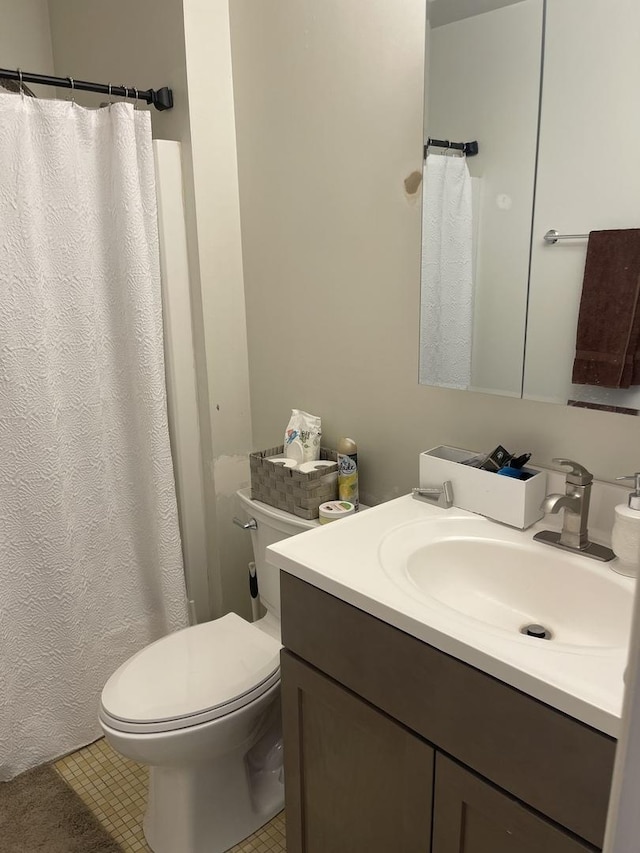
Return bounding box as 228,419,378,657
0,67,173,110
424,138,479,158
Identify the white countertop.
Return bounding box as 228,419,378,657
267,494,636,737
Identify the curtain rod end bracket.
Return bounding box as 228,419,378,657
151,87,173,111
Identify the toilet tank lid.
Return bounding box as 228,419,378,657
100,613,281,725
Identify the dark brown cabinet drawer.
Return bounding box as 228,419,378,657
281,650,434,853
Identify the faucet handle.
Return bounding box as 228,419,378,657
552,458,593,486
412,481,454,509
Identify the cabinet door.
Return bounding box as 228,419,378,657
281,650,434,853
433,755,597,853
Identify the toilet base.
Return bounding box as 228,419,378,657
101,682,284,853
143,748,284,853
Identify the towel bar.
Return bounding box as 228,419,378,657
544,229,589,244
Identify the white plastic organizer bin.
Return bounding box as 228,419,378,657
419,446,547,529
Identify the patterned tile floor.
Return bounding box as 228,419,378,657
54,738,286,852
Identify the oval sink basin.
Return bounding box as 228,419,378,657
379,517,633,650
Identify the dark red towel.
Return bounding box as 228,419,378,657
572,229,640,388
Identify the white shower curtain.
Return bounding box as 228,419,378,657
420,153,474,389
0,94,188,780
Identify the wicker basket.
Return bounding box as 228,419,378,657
249,445,338,519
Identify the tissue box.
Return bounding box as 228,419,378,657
249,445,338,519
420,445,547,529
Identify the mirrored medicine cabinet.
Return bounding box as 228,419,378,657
419,0,640,415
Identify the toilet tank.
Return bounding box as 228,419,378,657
236,488,317,618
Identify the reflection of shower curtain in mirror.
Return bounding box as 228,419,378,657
0,94,188,780
420,153,473,389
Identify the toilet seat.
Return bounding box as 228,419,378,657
100,613,281,734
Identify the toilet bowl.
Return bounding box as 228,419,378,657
99,488,317,853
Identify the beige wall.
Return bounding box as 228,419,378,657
48,0,254,621
0,0,54,97
181,0,253,621
47,0,188,141
231,0,640,506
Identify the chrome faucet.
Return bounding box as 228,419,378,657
412,481,454,509
539,491,584,523
533,458,614,561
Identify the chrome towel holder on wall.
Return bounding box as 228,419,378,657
544,229,589,244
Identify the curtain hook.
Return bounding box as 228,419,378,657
68,76,75,106
133,87,139,110
17,68,24,100
108,82,113,109
122,84,133,110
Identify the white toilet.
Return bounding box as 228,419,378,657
99,487,316,853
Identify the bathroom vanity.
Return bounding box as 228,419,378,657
267,495,633,853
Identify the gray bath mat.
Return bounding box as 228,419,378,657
0,763,123,852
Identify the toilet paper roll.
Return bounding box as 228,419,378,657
319,501,356,524
298,460,337,474
266,456,298,469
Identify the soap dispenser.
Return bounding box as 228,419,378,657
611,474,640,577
